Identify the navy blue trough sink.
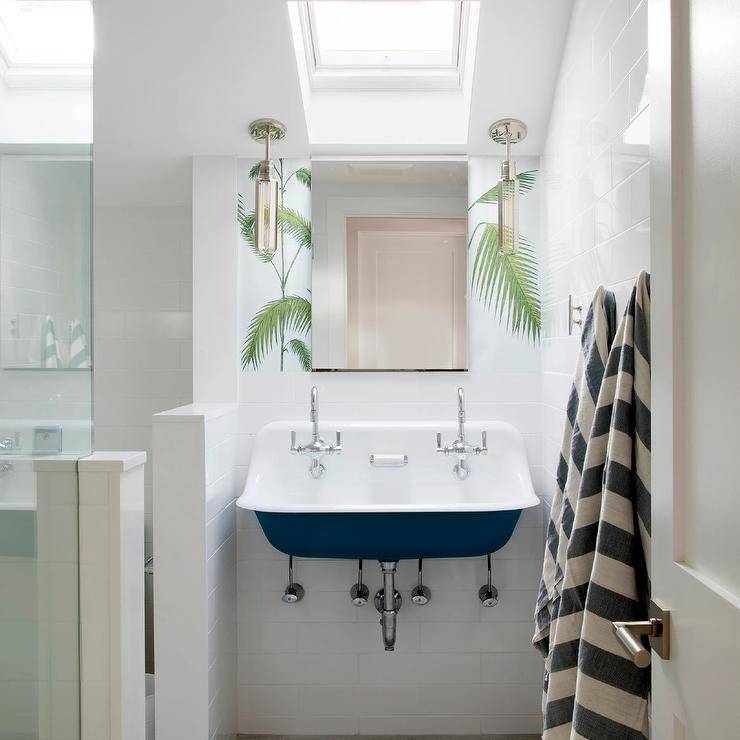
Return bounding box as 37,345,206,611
256,509,524,561
238,421,538,562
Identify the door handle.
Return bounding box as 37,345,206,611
612,599,671,667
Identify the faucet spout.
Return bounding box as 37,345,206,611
310,386,319,439
457,386,465,440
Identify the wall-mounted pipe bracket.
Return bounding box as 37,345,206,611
350,559,370,606
410,558,431,605
479,553,499,607
282,555,305,603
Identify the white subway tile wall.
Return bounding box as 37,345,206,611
539,0,649,506
234,376,544,735
93,205,193,557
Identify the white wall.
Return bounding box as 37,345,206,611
539,0,650,505
233,154,547,736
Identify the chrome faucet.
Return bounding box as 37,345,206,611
290,386,342,479
0,436,17,452
436,387,487,480
310,385,319,439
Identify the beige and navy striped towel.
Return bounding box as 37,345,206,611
534,286,618,655
68,319,90,369
535,271,651,740
41,315,61,368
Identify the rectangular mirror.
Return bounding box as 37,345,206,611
311,157,468,371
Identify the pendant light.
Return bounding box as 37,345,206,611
488,118,527,255
248,118,287,257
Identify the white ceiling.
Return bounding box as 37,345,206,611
93,0,573,207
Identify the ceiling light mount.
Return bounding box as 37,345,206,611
248,118,287,143
488,118,528,145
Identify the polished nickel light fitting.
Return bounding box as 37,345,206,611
488,118,527,255
249,118,287,257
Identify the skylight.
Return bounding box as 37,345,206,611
293,1,475,90
312,1,458,68
0,0,93,80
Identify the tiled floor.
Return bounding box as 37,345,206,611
239,735,541,739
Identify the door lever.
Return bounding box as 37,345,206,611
612,599,670,667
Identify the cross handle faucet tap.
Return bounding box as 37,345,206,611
290,386,342,479
436,387,487,480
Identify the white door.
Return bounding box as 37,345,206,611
346,217,467,369
650,0,740,736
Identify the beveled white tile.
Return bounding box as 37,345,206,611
481,652,545,686
480,713,544,735
358,713,481,735
239,716,358,735
610,0,648,86
358,653,480,685
420,622,536,654
239,653,359,686
592,0,629,65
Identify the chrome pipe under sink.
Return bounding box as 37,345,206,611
375,561,402,651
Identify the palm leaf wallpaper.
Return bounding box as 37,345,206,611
238,160,540,372
468,169,541,342
238,159,312,371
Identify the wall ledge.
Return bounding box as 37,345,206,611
153,402,239,424
78,450,147,472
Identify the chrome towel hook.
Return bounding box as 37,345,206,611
568,294,583,335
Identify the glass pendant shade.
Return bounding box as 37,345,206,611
254,165,279,257
497,160,519,255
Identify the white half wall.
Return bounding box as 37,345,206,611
78,451,147,740
153,404,238,740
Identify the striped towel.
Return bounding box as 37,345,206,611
41,316,62,368
535,271,652,739
68,318,90,369
534,286,618,655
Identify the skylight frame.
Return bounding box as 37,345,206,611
296,0,472,91
0,1,93,89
